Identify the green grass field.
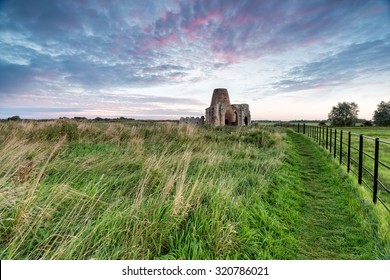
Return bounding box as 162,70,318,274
0,120,389,259
346,126,390,141
344,127,390,209
296,125,390,212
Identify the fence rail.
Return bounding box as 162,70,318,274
295,123,390,212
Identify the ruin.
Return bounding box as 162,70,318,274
179,116,205,125
205,88,251,126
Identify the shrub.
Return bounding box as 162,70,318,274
7,115,21,121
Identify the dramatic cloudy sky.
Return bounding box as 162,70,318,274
0,0,389,120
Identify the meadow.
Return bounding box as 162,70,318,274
296,124,390,212
0,120,389,259
342,127,390,210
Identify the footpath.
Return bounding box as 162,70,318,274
286,131,379,259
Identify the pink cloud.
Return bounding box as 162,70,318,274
139,32,182,53
179,11,224,49
155,33,179,47
232,14,254,25
190,11,222,28
213,49,240,64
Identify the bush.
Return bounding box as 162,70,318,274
7,115,21,121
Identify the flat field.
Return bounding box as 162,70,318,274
0,120,389,259
336,126,390,141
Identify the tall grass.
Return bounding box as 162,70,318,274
1,120,388,259
0,120,287,259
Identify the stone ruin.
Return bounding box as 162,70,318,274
179,116,205,125
179,88,251,126
205,88,251,126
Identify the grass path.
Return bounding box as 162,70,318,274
286,130,379,259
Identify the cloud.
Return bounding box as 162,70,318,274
272,37,390,92
1,0,390,119
0,106,86,119
0,107,85,113
0,0,187,91
146,0,385,59
2,0,388,93
91,93,205,106
0,62,36,95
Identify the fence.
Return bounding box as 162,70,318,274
295,123,390,212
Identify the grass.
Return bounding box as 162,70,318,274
345,126,390,141
0,120,388,259
0,120,288,259
284,131,390,259
299,125,390,212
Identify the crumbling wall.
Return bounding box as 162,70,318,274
179,116,205,125
232,104,251,126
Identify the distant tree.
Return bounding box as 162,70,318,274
318,120,327,126
118,117,135,121
373,101,390,126
328,102,359,126
363,120,373,127
8,115,21,121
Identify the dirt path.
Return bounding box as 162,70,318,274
287,131,377,259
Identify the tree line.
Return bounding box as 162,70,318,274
328,101,390,126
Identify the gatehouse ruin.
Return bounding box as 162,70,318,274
179,88,251,126
205,88,251,126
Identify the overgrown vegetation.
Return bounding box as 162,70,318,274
0,120,286,259
0,120,388,259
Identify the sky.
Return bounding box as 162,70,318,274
0,0,389,120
